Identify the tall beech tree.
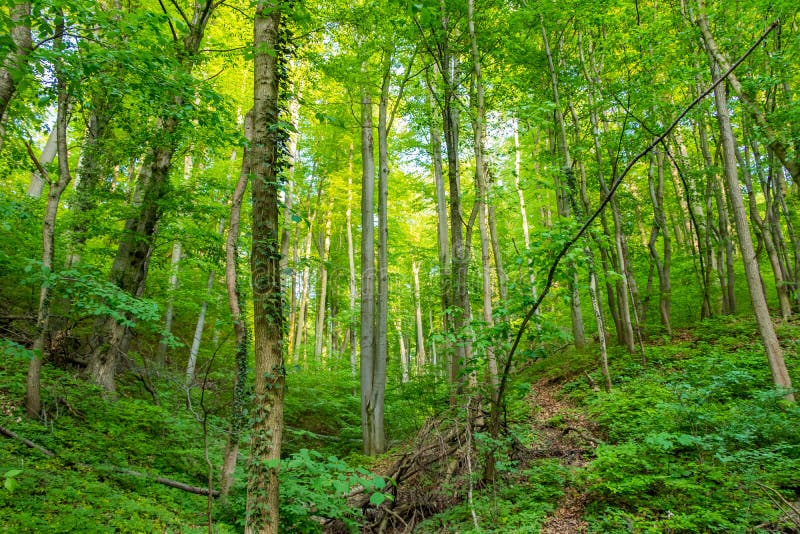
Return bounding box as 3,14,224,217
245,0,287,529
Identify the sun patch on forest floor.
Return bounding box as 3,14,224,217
528,377,598,534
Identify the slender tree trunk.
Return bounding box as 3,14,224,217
220,113,253,497
186,218,224,387
293,217,314,364
374,63,390,444
360,87,383,455
693,115,724,316
280,90,301,273
346,144,358,380
314,215,332,361
245,0,286,529
426,72,450,377
397,318,409,383
704,44,793,398
156,242,182,364
648,150,672,335
468,0,498,400
737,144,792,320
580,31,641,349
514,118,539,308
542,18,585,348
412,259,427,370
27,127,57,199
25,36,71,418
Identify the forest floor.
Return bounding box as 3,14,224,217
531,377,597,534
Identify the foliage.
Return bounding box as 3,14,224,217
580,318,800,532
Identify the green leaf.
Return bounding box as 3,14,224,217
369,492,386,507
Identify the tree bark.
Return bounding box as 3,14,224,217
245,0,286,530
397,318,409,383
468,0,499,401
425,72,450,377
0,1,32,150
412,259,427,371
314,214,332,361
27,127,57,199
360,84,385,455
647,149,672,335
704,40,794,399
514,118,539,309
736,142,792,321
346,144,358,380
220,112,253,497
25,31,71,418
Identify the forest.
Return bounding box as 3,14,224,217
1,0,800,532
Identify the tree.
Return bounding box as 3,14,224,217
696,0,793,400
245,0,287,530
87,1,218,392
24,12,72,418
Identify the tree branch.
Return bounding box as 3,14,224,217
0,424,219,497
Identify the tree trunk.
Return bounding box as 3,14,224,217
425,72,450,378
27,127,57,199
647,150,672,335
397,318,409,383
314,214,332,361
736,142,792,321
514,118,539,308
157,242,182,365
87,2,216,392
186,216,222,388
374,62,390,440
346,144,358,380
293,215,314,364
220,111,253,497
25,37,71,418
704,38,793,398
0,1,32,151
412,259,426,371
245,0,286,530
360,86,384,455
542,18,585,349
468,0,499,402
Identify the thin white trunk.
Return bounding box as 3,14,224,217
157,241,182,364
314,215,332,361
346,144,358,379
412,259,426,371
397,318,409,383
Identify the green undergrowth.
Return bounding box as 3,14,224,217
575,317,800,532
0,354,391,532
418,316,799,533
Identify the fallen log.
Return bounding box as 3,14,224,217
0,424,218,497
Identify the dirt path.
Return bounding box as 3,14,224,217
527,377,598,534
